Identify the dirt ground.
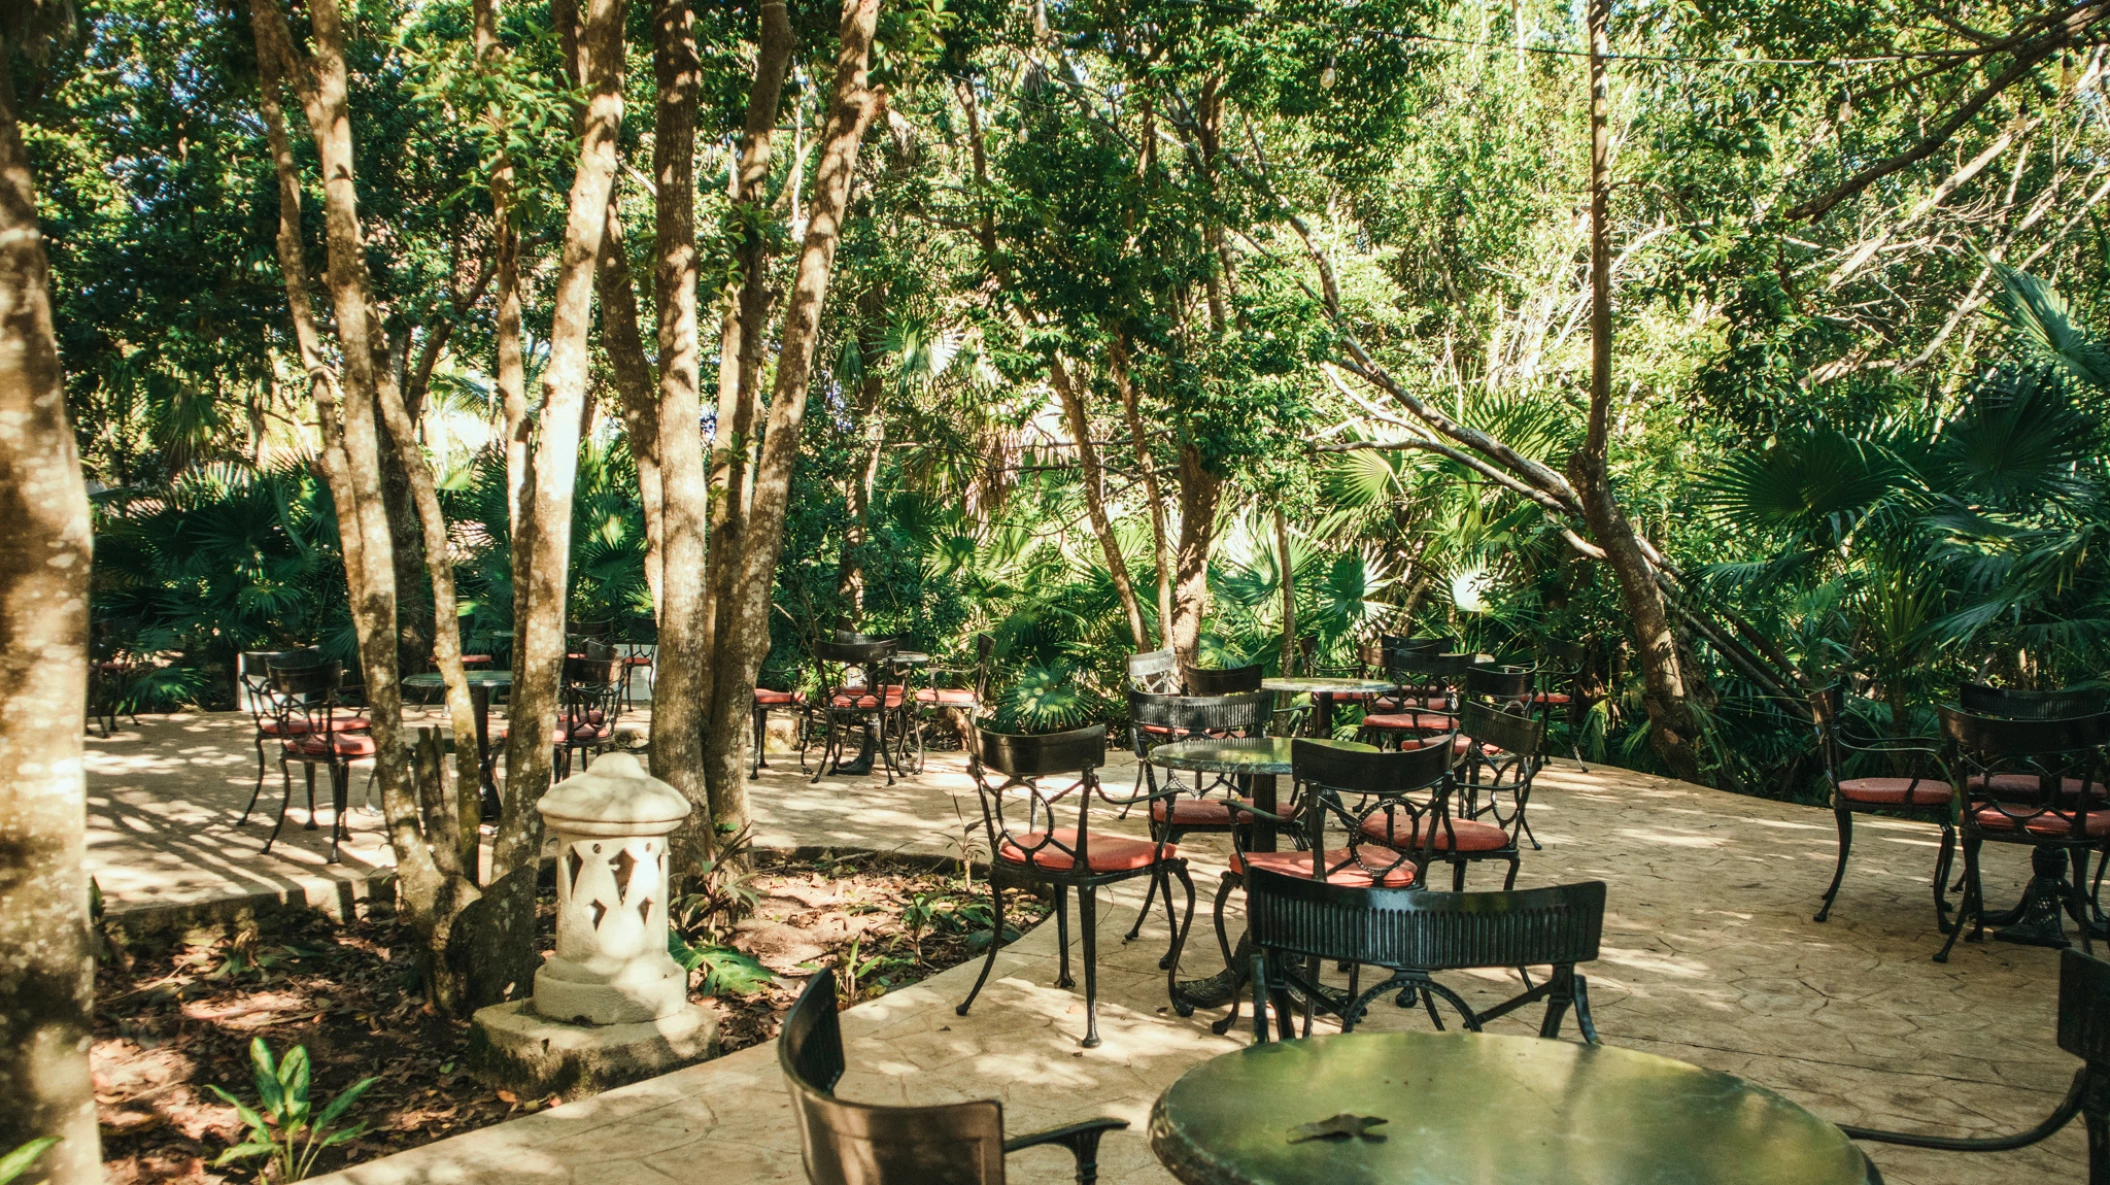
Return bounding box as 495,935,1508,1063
94,853,1048,1183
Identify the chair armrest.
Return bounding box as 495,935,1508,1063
1004,1117,1129,1185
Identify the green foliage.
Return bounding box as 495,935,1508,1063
0,1139,59,1185
208,1039,377,1183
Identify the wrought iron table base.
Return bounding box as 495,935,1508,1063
1989,845,2108,948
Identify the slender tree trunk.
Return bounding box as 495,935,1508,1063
837,292,887,619
595,199,663,616
372,344,481,851
1110,332,1174,648
498,0,627,975
646,0,714,867
1051,353,1149,649
1568,0,1702,783
1274,507,1297,676
701,0,884,836
0,48,100,1185
1169,443,1220,671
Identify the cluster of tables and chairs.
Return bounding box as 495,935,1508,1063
751,628,994,783
1810,680,2110,960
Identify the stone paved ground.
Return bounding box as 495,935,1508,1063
93,714,2084,1183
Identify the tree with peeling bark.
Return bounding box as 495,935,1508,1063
0,9,100,1181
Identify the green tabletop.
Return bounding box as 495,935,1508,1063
1150,736,1375,776
1149,1032,1876,1185
403,670,513,688
1259,677,1396,696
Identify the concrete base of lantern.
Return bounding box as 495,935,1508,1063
466,1000,718,1100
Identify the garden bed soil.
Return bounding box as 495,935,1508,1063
93,853,1048,1183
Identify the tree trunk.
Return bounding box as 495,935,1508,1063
1169,443,1220,671
595,198,663,617
1570,0,1702,783
701,0,883,838
837,291,887,619
250,0,500,1009
1274,507,1297,676
1051,352,1150,649
1110,332,1174,648
497,0,627,983
475,0,531,666
646,0,714,868
0,48,100,1185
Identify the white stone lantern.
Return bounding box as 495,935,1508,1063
535,752,690,1025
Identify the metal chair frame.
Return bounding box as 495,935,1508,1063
811,638,908,785
750,660,812,780
1244,875,1607,1043
265,661,365,863
958,723,1196,1048
1412,702,1545,888
1959,682,2110,721
1810,687,1957,928
1357,651,1483,749
1842,947,2110,1182
909,632,996,753
1935,707,2110,963
236,647,328,826
782,969,1127,1184
1534,639,1594,769
1122,690,1276,953
555,648,626,780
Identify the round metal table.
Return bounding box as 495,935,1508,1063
1150,1032,1879,1185
1260,676,1396,738
403,670,511,817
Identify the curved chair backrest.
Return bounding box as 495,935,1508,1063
780,969,1008,1185
1187,664,1265,696
969,725,1115,873
1460,701,1544,762
815,638,898,687
1244,873,1607,972
1292,737,1454,800
1940,707,2110,837
1128,690,1274,753
1960,683,2109,721
1126,648,1181,695
1290,738,1457,878
2059,948,2110,1065
833,629,897,647
242,648,318,716
268,661,342,734
1394,636,1452,656
1463,665,1533,705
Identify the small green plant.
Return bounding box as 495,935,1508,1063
900,892,938,963
0,1138,59,1185
667,931,776,997
670,825,763,946
209,1038,376,1182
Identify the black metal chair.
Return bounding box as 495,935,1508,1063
782,969,1127,1184
1197,740,1454,1034
1936,707,2110,962
1839,946,2109,1179
1361,702,1543,888
1810,687,1957,927
1534,639,1593,768
554,647,626,780
265,661,372,862
1245,875,1607,1043
1357,652,1482,748
1125,647,1182,695
750,661,811,779
1960,683,2109,720
87,615,148,737
811,637,906,785
236,648,347,827
1122,690,1275,951
958,723,1195,1048
913,631,995,719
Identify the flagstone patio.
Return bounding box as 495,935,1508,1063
91,714,2085,1183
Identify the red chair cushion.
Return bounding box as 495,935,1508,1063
1528,692,1572,705
1150,797,1252,826
560,721,614,742
460,654,494,665
259,716,372,737
1362,712,1456,731
1232,848,1418,887
284,733,379,759
1968,773,2102,800
998,829,1170,872
1139,723,1193,737
915,687,979,707
623,655,652,666
1973,806,2110,837
1839,778,1953,807
1357,814,1511,852
753,688,806,706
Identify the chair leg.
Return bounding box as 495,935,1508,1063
1571,973,1600,1043
1078,886,1102,1048
1053,885,1074,989
303,764,318,830
876,712,895,786
1451,860,1467,892
264,759,294,854
810,714,832,784
1936,835,1982,963
750,704,768,778
1814,803,1853,922
1503,854,1521,891
1249,951,1272,1043
1934,825,1959,935
240,735,267,826
328,763,348,864
956,874,1004,1017
1125,855,1164,944
1519,814,1543,851
1539,969,1571,1040
1162,863,1198,1013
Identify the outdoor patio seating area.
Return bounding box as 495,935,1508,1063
88,712,2080,1185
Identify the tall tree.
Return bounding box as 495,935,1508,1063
0,10,100,1180
699,0,884,839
